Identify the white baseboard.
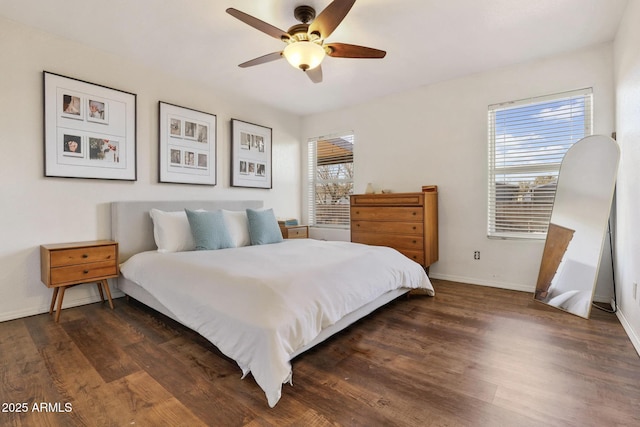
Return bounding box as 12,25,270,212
615,307,640,357
0,289,124,323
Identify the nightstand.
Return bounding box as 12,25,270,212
40,240,118,322
279,225,309,239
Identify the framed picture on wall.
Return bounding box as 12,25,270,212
230,118,272,189
158,102,217,185
43,71,137,180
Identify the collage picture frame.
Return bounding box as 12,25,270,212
230,118,272,189
158,102,217,185
43,72,137,180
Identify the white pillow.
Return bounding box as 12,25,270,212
222,210,251,247
149,208,199,252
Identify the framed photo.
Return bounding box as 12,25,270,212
159,102,217,185
230,119,272,189
43,71,136,180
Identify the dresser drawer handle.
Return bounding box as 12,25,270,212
83,269,89,274
82,254,89,258
412,240,417,244
412,212,417,216
412,226,416,230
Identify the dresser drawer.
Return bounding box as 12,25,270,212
350,207,423,222
351,220,422,235
352,232,423,251
350,194,423,206
50,245,117,267
396,249,425,265
50,260,118,285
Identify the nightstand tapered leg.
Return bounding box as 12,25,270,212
49,288,59,315
96,282,105,302
102,279,114,310
55,286,66,323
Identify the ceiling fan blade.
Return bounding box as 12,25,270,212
238,51,283,68
226,8,290,41
308,0,356,39
326,43,386,58
306,66,323,83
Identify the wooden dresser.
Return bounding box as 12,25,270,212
350,188,438,268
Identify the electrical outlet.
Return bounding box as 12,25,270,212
634,282,638,300
474,251,480,260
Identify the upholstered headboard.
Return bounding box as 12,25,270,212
111,200,263,262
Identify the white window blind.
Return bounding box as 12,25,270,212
307,132,354,227
488,88,593,239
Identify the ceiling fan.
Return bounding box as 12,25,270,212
226,0,386,83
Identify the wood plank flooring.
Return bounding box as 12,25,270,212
1,279,639,426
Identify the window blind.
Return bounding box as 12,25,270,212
307,132,354,227
487,88,592,239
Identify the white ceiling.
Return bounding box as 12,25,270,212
0,0,628,116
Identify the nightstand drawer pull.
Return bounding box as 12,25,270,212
83,270,89,274
82,254,88,258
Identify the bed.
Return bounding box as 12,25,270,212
111,200,434,407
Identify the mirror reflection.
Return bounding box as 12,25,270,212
534,135,619,318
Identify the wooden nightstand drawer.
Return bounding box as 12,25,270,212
50,260,118,286
280,225,309,239
50,245,116,267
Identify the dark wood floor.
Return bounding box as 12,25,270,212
1,279,639,426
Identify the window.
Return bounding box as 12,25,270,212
488,88,592,239
307,132,354,228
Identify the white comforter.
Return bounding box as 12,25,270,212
120,239,434,407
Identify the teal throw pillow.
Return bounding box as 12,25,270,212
185,209,234,250
246,208,284,245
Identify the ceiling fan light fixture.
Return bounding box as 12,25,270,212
283,41,326,71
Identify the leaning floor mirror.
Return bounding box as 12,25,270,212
534,135,619,318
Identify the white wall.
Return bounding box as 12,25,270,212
0,18,301,321
302,44,616,295
613,0,640,354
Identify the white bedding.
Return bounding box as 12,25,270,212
120,238,434,407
